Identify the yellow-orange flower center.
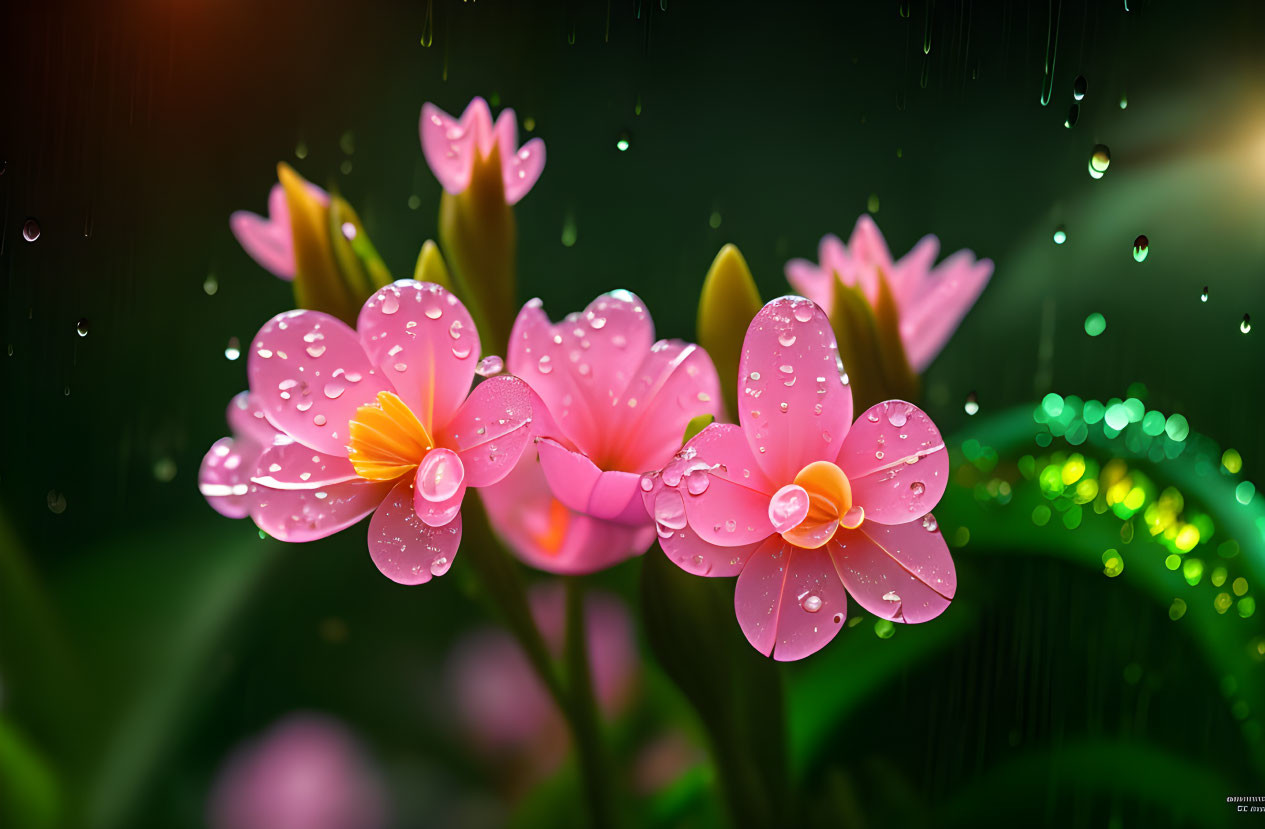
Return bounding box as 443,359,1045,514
768,460,863,549
347,391,434,481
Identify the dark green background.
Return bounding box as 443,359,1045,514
3,0,1264,826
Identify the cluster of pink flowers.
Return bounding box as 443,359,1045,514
204,96,990,661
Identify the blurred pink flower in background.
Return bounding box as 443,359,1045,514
207,714,386,829
446,584,636,775
420,97,546,204
785,215,993,371
199,391,280,519
230,180,330,280
641,296,957,661
486,291,721,573
213,280,538,584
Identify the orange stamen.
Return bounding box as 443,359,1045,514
348,391,433,481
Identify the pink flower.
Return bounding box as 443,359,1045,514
235,280,537,584
785,215,993,372
446,584,636,768
207,714,386,829
640,296,956,661
491,291,723,571
481,456,656,575
230,180,329,280
420,97,545,205
199,391,280,519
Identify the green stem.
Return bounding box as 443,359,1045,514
564,577,616,829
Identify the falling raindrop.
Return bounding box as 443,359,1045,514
295,141,308,159
420,0,434,46
1200,286,1209,303
616,130,631,152
1242,314,1252,334
203,274,218,296
339,160,353,175
225,337,241,361
561,213,578,247
1072,74,1087,101
1119,94,1128,110
1039,0,1062,106
867,193,880,213
1087,145,1111,179
1052,226,1067,245
22,219,41,242
1084,312,1107,337
1064,104,1079,128
407,195,421,210
1132,235,1149,262
708,210,722,229
75,318,89,337
47,490,67,514
964,392,979,416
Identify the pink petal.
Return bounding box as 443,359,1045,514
889,233,940,310
368,477,463,584
439,375,535,488
420,101,481,195
784,258,833,311
828,516,955,623
507,292,655,460
199,437,259,519
251,477,392,543
836,401,947,525
899,254,993,372
357,281,479,434
537,438,648,525
251,441,361,490
230,185,295,279
663,423,775,547
737,297,854,485
847,215,893,302
659,524,761,578
734,537,848,660
412,448,467,527
481,457,654,575
503,136,546,205
227,391,282,447
606,341,722,471
249,311,392,457
492,109,546,204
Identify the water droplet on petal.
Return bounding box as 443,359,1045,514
476,355,504,377
381,294,400,315
802,594,823,613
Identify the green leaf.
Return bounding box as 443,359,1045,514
640,547,788,829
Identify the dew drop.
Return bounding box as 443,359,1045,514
476,355,504,377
